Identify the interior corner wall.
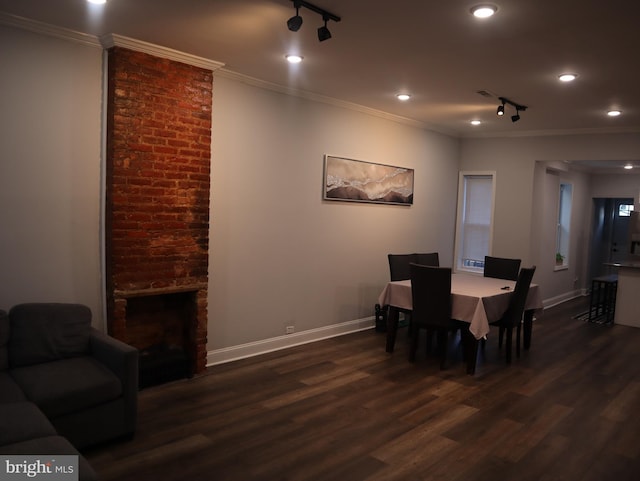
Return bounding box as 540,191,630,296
209,75,461,351
0,25,104,325
535,166,591,304
460,133,640,303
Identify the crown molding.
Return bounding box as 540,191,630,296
2,12,438,134
1,12,437,135
7,12,633,139
0,12,101,48
100,34,225,72
462,125,640,139
0,13,225,71
215,68,457,137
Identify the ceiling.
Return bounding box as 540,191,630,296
1,0,639,141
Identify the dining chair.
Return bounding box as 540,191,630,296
384,254,416,334
488,265,536,364
387,253,416,281
414,252,440,267
385,252,441,335
409,263,464,369
483,255,522,281
388,252,440,281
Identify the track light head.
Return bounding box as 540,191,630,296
317,17,331,41
287,3,303,32
287,14,303,31
497,104,505,116
511,112,521,123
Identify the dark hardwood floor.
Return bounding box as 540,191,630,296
85,296,640,481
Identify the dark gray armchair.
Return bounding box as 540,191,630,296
5,303,138,450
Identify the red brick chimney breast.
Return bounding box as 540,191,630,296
105,47,211,375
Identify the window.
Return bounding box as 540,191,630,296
455,172,495,272
556,183,572,267
619,204,634,217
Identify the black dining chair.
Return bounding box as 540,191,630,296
415,252,440,268
409,263,464,369
387,253,416,281
489,265,536,364
483,255,522,281
388,252,440,281
385,252,440,334
384,254,416,333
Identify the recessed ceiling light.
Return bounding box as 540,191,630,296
471,5,497,18
607,110,622,117
285,54,303,64
624,164,633,170
470,120,482,126
396,94,411,101
558,73,578,82
87,0,107,4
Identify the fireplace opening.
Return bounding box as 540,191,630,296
125,291,197,389
139,343,189,389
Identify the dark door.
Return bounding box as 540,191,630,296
610,199,632,263
589,198,633,279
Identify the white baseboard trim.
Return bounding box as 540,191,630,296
543,289,586,309
206,316,376,366
207,290,588,366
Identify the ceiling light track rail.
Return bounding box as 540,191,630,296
497,96,528,123
498,96,527,112
294,0,340,23
287,0,341,41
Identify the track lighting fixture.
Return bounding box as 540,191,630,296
287,1,303,32
318,15,332,42
286,0,341,42
496,96,528,123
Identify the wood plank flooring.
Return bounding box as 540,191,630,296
84,297,640,481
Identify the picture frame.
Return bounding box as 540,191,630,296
323,155,414,205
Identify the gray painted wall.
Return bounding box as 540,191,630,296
209,75,461,349
0,25,104,327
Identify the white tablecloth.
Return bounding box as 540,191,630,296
377,273,543,339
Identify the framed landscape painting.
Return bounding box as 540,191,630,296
323,155,414,205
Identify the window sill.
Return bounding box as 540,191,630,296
456,267,483,276
554,264,569,272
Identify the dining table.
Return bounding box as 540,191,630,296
377,272,544,372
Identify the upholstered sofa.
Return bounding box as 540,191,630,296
0,303,139,481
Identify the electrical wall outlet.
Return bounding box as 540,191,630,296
286,325,295,334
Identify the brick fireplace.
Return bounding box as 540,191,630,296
104,46,212,385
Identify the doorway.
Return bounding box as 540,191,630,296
588,198,633,281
